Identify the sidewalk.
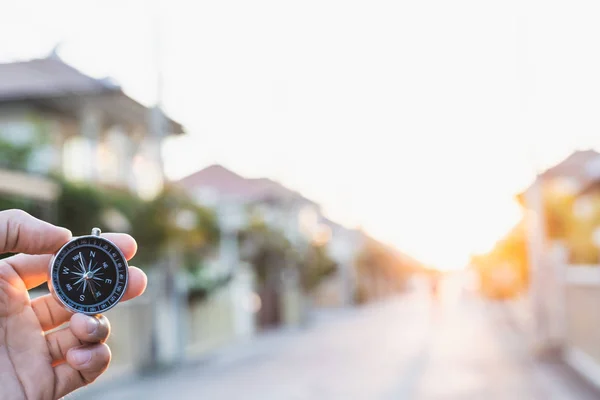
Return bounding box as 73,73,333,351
71,325,306,399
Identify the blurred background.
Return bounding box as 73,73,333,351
3,0,600,398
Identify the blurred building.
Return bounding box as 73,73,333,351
180,164,322,239
516,150,600,263
512,150,600,380
178,165,363,320
312,217,364,307
518,150,600,203
0,54,183,202
0,53,187,377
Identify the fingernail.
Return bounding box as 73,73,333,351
71,349,92,366
58,227,73,241
86,316,99,335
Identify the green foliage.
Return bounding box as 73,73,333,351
134,186,220,269
239,221,337,293
128,190,172,266
56,180,106,235
187,268,234,302
299,244,337,292
0,196,40,217
239,221,291,284
0,115,52,172
0,137,36,171
55,181,219,271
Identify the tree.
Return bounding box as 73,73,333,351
238,221,291,284
298,244,337,293
355,238,413,303
471,222,528,299
239,220,337,293
0,116,51,172
56,181,220,273
238,220,338,327
238,221,292,327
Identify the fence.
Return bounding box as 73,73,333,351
532,242,600,388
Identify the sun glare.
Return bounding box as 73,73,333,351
368,194,523,272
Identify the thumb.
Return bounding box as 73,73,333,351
0,209,72,255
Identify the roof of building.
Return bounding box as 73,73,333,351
178,164,248,196
517,149,600,203
178,164,317,205
0,56,184,134
538,150,600,181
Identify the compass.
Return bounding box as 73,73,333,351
48,227,129,315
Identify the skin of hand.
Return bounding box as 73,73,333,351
0,209,148,400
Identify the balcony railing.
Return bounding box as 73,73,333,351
0,168,59,202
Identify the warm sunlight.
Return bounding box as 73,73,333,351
7,1,600,399
360,192,524,271
11,0,599,275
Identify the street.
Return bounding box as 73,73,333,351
78,277,598,400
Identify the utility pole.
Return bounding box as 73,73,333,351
151,0,166,177
147,0,185,368
517,10,550,353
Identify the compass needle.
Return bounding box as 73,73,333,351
88,280,98,301
79,252,86,272
90,266,102,275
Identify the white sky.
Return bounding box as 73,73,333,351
3,0,600,269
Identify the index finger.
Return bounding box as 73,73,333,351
3,233,137,290
0,209,71,255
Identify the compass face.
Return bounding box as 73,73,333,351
50,235,128,315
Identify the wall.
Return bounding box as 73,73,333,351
280,270,306,326
564,266,600,389
186,289,237,356
73,264,257,384
325,229,361,306
187,265,257,356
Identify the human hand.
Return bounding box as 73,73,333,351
0,210,147,400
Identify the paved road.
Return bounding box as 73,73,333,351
78,279,598,400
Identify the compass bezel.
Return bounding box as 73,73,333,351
48,234,129,316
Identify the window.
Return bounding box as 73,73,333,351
63,136,93,181
0,119,36,145
195,187,219,206
552,177,580,195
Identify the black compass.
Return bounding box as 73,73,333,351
48,228,129,315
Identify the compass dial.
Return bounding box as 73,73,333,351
49,232,128,315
